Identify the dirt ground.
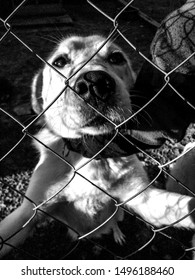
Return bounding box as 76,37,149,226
0,0,194,260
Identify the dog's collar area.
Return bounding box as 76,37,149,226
63,134,133,159
62,132,163,159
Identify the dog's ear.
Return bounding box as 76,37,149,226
31,70,44,114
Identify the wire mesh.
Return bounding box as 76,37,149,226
0,0,195,259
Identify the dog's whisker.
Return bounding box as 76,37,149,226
131,104,153,126
107,31,120,45
118,24,133,35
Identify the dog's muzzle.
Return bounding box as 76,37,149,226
66,70,165,158
75,70,116,104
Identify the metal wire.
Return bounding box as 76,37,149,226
1,0,195,260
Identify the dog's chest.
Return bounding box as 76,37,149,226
44,154,145,221
61,156,142,213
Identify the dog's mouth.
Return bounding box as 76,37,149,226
63,96,168,157
84,116,166,146
82,110,167,146
64,114,166,158
65,128,165,159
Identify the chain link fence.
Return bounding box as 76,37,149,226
0,0,195,259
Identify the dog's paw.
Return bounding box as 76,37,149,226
113,225,126,245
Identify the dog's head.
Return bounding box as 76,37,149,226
32,35,135,135
32,35,165,157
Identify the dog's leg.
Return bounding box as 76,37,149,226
0,136,73,258
0,200,37,257
166,143,195,195
166,143,195,258
123,187,195,229
113,155,195,229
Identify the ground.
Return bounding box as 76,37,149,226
0,0,194,259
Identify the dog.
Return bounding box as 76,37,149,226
1,34,195,258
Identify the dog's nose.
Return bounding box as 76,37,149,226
75,70,116,102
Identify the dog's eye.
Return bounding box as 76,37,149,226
52,55,69,68
108,51,126,65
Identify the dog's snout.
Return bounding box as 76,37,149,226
75,70,115,102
